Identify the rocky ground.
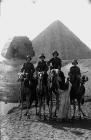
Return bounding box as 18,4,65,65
1,102,91,140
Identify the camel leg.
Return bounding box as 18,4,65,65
72,102,76,119
78,103,87,119
39,96,42,118
78,103,82,119
26,95,30,119
35,98,38,115
19,93,23,120
46,92,50,117
19,83,24,120
54,94,57,117
49,92,53,119
20,101,23,120
43,87,46,120
35,89,38,115
43,96,46,120
54,92,59,118
54,96,57,117
80,108,87,118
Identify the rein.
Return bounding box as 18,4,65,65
37,71,45,92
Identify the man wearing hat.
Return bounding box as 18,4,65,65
69,59,81,87
48,50,65,90
48,50,62,70
21,55,35,80
36,53,48,72
36,53,48,85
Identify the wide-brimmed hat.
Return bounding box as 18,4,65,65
39,53,45,59
72,59,78,65
26,55,32,60
52,50,59,56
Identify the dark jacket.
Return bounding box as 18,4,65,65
36,60,48,72
69,65,81,76
48,57,62,69
21,62,35,74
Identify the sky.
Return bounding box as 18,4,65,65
0,0,91,52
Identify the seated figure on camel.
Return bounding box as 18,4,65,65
68,59,81,88
18,55,36,118
21,55,35,88
68,59,88,119
36,53,48,86
20,55,38,105
47,50,66,90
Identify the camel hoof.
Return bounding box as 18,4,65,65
36,113,38,116
79,116,82,120
83,115,87,119
72,116,75,120
24,112,28,116
62,118,66,123
68,119,72,123
83,114,87,117
19,116,22,120
44,115,47,120
36,110,38,116
27,114,30,119
49,115,52,120
39,114,41,119
53,113,57,118
37,112,40,116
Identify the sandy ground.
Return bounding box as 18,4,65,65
1,102,91,140
1,59,91,140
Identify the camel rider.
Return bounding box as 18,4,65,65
21,55,35,81
36,53,48,85
48,50,62,70
69,59,81,87
47,50,65,90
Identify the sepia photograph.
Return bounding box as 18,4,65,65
0,0,91,139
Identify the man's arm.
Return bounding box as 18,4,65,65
21,63,25,72
45,62,48,72
36,62,40,71
47,58,53,66
57,58,62,69
77,66,81,75
59,59,62,68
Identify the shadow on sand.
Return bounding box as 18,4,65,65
39,116,91,131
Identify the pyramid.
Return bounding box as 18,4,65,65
32,20,91,60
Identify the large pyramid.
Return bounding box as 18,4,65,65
32,20,91,60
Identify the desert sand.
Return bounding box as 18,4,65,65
1,59,91,140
